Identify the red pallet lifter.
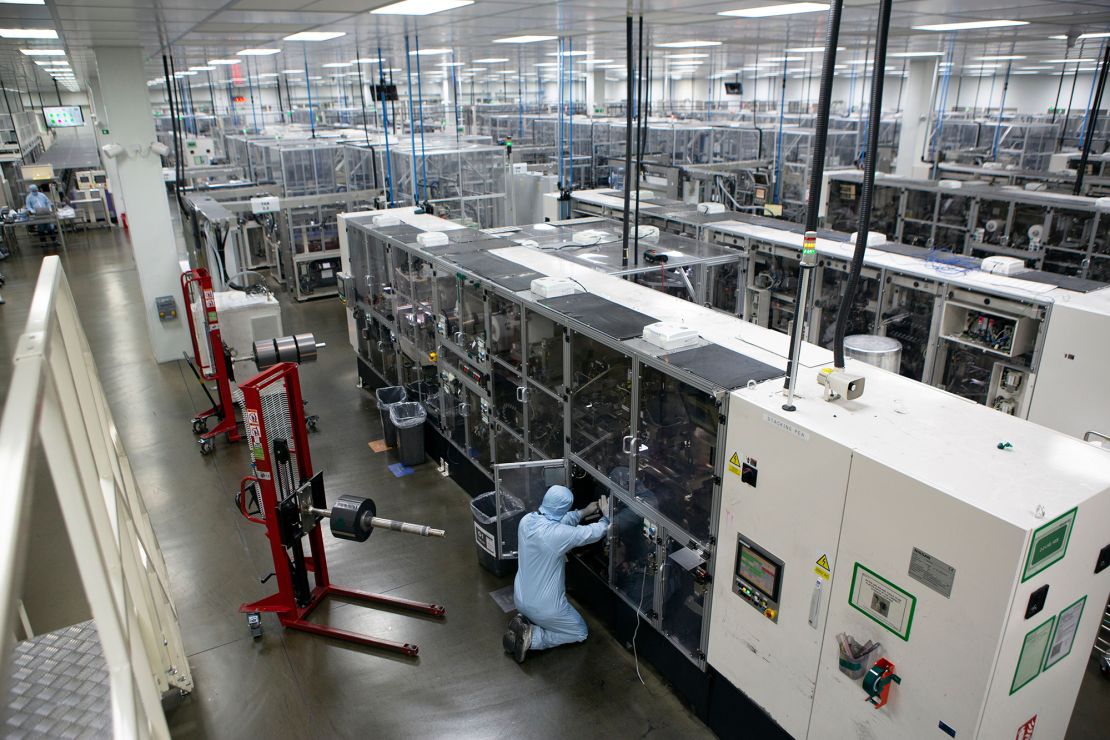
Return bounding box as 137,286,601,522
236,361,447,656
181,268,240,454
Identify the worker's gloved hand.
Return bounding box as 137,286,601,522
598,494,609,518
580,501,600,519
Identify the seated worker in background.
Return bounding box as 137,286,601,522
503,485,609,664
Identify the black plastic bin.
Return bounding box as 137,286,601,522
375,386,407,448
470,491,525,577
389,402,427,466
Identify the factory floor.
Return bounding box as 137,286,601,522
1,227,1107,739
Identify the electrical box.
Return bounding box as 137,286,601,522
708,363,1110,740
155,295,177,321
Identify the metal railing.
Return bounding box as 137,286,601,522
0,256,192,738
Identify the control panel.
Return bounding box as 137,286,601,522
732,534,783,623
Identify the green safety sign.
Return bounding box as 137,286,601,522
1022,507,1076,582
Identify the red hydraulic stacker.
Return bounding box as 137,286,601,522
181,268,239,454
235,361,447,655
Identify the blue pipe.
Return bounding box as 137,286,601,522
568,36,574,188
378,46,394,205
403,35,420,205
414,33,429,204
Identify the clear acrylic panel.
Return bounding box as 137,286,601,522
660,537,708,658
490,294,523,369
570,331,632,487
525,310,565,392
612,498,657,611
526,385,564,460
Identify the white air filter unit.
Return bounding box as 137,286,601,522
642,322,700,352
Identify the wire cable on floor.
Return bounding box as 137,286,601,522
632,561,650,686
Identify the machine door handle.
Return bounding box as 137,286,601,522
454,331,465,345
516,386,529,403
622,435,638,454
459,402,469,417
808,579,823,629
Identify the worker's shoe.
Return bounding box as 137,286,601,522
509,617,531,664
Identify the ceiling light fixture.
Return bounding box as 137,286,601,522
1042,58,1094,63
236,49,281,56
189,66,216,71
473,57,510,63
322,62,353,67
208,59,241,65
19,48,64,56
282,69,304,74
665,53,709,59
914,19,1027,32
787,46,846,53
887,51,944,58
578,59,614,64
719,3,829,18
34,60,68,66
0,28,57,39
284,31,346,41
437,61,465,66
655,40,722,48
409,47,452,55
0,1,47,5
493,35,557,44
976,55,1025,61
372,0,473,15
547,50,591,57
1078,32,1110,39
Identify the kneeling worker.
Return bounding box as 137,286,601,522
503,485,608,663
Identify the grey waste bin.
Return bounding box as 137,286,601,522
375,386,407,447
389,402,427,466
470,491,525,577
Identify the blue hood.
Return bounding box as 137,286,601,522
538,485,574,521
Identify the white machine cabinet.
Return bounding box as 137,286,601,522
709,363,1110,739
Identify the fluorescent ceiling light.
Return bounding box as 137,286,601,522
888,51,944,58
578,59,614,64
372,0,472,14
0,28,57,39
237,49,281,56
964,64,998,69
976,55,1025,61
786,46,845,53
1018,66,1052,71
765,56,803,62
19,48,64,56
0,1,47,5
719,3,828,18
494,35,557,44
1079,32,1110,39
353,58,380,64
258,72,279,77
208,59,241,65
914,19,1027,32
473,57,509,63
322,62,353,67
534,62,558,67
655,40,721,48
1042,58,1094,63
284,31,346,41
1048,34,1068,40
670,61,704,66
846,59,873,65
437,61,465,66
409,47,451,55
665,53,709,59
175,71,198,76
190,66,216,71
282,69,304,74
1011,71,1040,75
34,60,68,66
547,50,591,57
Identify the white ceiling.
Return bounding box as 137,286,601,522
0,0,1106,95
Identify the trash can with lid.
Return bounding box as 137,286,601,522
389,401,427,466
375,386,407,448
470,491,526,577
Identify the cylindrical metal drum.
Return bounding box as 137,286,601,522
253,333,320,369
844,334,902,373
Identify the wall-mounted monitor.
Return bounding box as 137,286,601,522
43,106,84,129
371,84,399,102
724,81,743,96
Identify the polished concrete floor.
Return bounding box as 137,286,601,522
1,228,1107,739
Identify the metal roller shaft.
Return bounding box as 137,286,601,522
253,333,326,369
369,517,445,538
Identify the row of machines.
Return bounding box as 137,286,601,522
567,188,1110,443
336,207,1110,739
824,170,1110,282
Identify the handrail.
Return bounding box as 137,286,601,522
1084,430,1110,447
0,256,192,738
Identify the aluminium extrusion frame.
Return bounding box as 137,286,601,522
237,361,446,656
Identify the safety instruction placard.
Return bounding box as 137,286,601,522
1043,596,1086,671
849,563,916,641
1011,616,1055,694
1022,507,1076,582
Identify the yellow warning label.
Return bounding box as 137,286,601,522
816,554,830,571
727,451,742,476
815,567,830,579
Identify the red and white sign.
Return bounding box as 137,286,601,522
1015,715,1037,740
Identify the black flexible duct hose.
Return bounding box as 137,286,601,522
833,0,893,369
781,0,844,389
162,55,185,203
620,16,634,269
1073,42,1110,196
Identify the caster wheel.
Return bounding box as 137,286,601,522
199,438,215,456
191,418,207,434
306,416,319,433
247,612,263,639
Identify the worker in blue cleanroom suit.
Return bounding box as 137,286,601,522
25,184,52,214
503,485,609,663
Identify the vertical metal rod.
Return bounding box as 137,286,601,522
377,46,394,205
990,60,1013,161
303,47,316,139
1059,41,1086,149
620,15,634,269
403,35,419,205
781,0,844,411
1050,43,1069,124
1074,42,1110,196
633,16,645,267
354,40,371,148
414,33,429,205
